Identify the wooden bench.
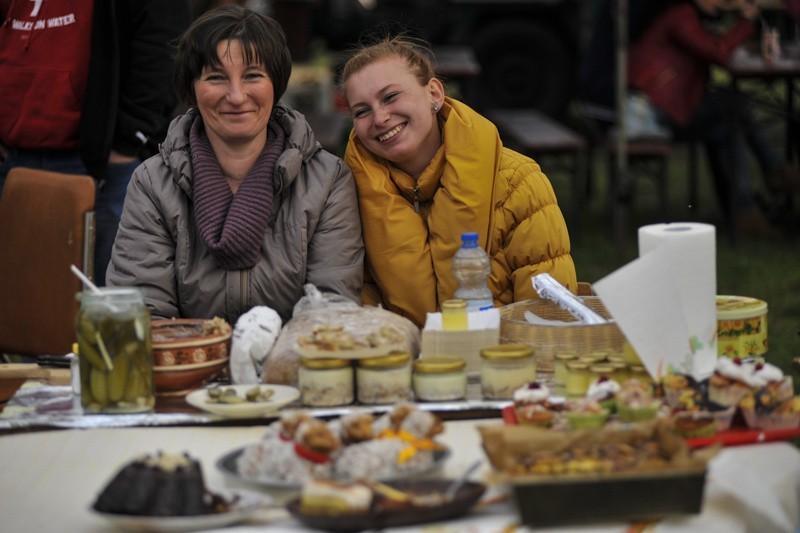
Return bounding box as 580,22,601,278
487,108,587,229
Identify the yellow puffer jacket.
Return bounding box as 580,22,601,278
344,97,577,327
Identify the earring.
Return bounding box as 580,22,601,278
432,104,440,112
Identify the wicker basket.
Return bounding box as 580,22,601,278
499,297,624,374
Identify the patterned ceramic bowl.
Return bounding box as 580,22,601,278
152,318,232,395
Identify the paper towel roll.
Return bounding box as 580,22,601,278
638,222,717,376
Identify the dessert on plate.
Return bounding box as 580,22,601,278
513,383,556,427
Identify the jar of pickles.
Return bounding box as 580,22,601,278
479,344,536,400
298,357,354,406
413,356,467,401
356,352,412,404
76,287,154,413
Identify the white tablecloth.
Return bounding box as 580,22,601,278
0,420,799,532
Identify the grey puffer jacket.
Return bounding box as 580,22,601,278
107,103,364,324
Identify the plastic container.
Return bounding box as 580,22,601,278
441,299,468,331
480,344,536,400
452,232,493,312
75,287,154,414
716,295,768,358
298,357,354,407
413,356,467,401
356,352,412,404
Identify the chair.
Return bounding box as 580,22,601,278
0,168,96,357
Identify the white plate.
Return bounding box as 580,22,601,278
92,488,270,532
216,445,451,490
185,385,300,418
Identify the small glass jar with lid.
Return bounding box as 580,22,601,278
76,287,154,414
608,361,630,385
565,360,591,398
630,365,655,388
441,299,468,331
589,363,615,383
413,356,467,401
298,357,354,406
553,351,578,393
479,344,536,400
356,352,412,404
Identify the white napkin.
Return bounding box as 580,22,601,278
229,306,282,384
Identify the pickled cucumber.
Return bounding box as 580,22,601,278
108,354,130,402
90,368,109,407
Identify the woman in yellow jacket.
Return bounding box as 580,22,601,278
341,35,577,328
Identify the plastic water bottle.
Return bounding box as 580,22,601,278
452,232,493,312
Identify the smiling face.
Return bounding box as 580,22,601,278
345,55,445,177
194,39,274,150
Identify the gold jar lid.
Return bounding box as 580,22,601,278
413,356,466,374
300,357,351,369
441,299,467,310
607,353,626,364
578,354,603,364
608,361,628,370
630,365,649,375
590,363,614,375
480,343,534,361
554,351,578,362
358,351,411,369
566,361,590,371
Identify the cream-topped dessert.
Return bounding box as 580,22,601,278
513,382,550,404
586,376,620,402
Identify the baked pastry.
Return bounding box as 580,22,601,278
673,411,717,438
93,452,230,516
299,479,373,514
740,389,800,431
513,383,555,427
563,398,609,430
586,376,620,412
616,379,662,423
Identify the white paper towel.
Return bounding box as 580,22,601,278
593,222,716,380
639,222,717,377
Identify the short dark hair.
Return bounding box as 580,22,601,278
174,5,292,107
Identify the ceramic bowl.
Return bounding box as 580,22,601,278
152,318,232,395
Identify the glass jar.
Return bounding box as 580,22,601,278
622,340,642,366
565,361,591,398
76,287,154,414
441,299,468,331
553,351,578,394
413,356,467,401
356,352,412,404
298,357,354,406
479,344,536,400
630,365,655,388
608,361,629,385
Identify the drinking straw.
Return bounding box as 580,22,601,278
69,265,115,371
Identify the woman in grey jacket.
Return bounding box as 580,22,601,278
107,5,364,324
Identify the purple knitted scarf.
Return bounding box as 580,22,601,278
190,116,285,270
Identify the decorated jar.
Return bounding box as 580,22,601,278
716,295,768,358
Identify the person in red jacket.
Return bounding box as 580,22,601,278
628,0,800,233
0,1,192,284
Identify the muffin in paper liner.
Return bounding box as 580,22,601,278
565,409,610,430
708,382,751,407
673,411,717,439
741,409,800,431
617,400,662,423
709,405,736,432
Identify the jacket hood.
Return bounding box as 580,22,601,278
158,102,320,199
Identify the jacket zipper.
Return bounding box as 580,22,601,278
413,185,420,213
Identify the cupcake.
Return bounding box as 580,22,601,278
673,411,717,438
563,398,609,430
586,375,620,413
616,379,662,423
513,383,555,427
751,361,794,402
673,386,734,433
740,389,800,431
708,358,760,407
662,371,698,409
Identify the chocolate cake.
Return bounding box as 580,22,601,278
93,452,230,516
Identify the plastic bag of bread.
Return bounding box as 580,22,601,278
262,305,421,386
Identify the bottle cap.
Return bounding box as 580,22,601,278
460,232,480,248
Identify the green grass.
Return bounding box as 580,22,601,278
546,133,800,388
